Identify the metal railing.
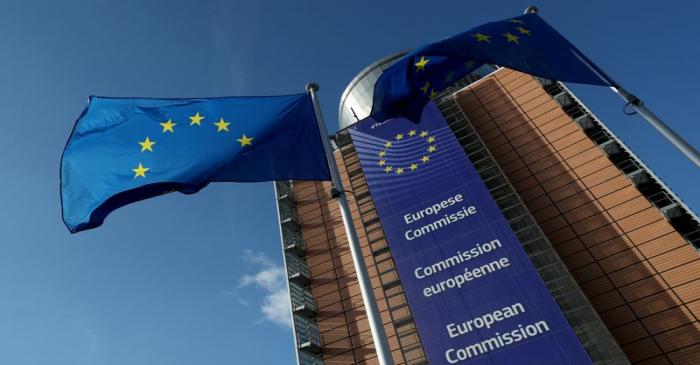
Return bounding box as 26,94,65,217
279,204,300,227
289,281,315,312
276,180,295,200
295,314,322,353
283,228,305,253
286,253,310,280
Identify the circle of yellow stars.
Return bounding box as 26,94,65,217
131,112,254,178
412,18,533,97
377,129,437,175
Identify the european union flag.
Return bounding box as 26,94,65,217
61,93,330,233
371,13,617,121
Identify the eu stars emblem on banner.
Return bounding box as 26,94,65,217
375,130,438,176
348,102,465,206
371,13,617,121
61,93,330,233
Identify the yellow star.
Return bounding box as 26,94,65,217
503,32,519,44
395,167,404,175
419,131,429,138
415,56,430,71
408,130,417,137
138,137,156,152
378,150,387,157
427,145,437,153
427,136,436,143
395,133,404,141
160,119,176,133
384,166,393,173
420,81,431,94
429,89,438,99
237,134,253,147
132,163,149,178
189,112,205,126
509,19,525,24
378,160,386,166
384,141,393,148
472,33,491,43
516,26,532,36
214,118,230,132
421,155,430,163
410,163,418,171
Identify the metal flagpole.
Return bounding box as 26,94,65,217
525,6,700,168
606,88,700,168
306,83,395,365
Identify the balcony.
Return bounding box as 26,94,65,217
617,158,649,185
574,115,595,130
299,341,322,355
289,281,315,316
283,228,305,255
275,180,295,200
588,129,612,146
287,254,311,286
293,304,316,318
279,205,300,231
295,314,322,354
685,230,700,249
598,140,620,156
298,351,324,365
553,91,573,108
647,191,682,220
289,272,310,286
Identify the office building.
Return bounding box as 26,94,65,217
275,53,700,364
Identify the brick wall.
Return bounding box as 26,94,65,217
292,145,425,365
454,68,700,364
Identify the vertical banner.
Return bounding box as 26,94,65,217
348,102,591,364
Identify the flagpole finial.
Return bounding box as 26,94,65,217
306,83,319,92
524,6,539,14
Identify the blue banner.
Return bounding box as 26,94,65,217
348,102,591,364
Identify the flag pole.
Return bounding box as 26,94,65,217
306,83,395,365
606,87,700,167
525,6,700,168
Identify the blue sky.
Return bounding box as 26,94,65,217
0,1,698,364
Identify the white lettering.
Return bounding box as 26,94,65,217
421,257,511,298
413,239,502,279
403,193,464,225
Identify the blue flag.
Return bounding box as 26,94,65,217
371,13,617,121
61,93,330,233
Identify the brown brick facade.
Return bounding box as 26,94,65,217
292,143,427,364
454,69,700,364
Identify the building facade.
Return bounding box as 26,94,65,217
275,55,700,365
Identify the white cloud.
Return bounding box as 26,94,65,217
235,250,292,328
220,289,251,307
242,249,275,268
259,288,294,328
